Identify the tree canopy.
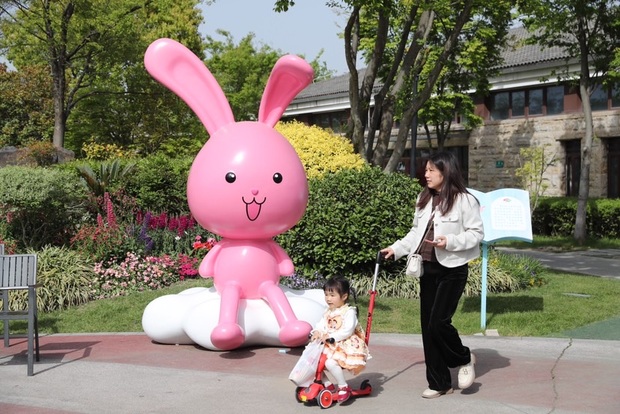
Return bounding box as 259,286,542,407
0,0,205,154
517,0,620,244
276,0,513,172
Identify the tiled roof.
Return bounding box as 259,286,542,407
294,26,571,101
500,26,570,68
293,68,376,101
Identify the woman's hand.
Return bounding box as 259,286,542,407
380,247,394,259
433,236,447,248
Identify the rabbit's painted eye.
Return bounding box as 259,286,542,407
273,173,283,184
225,172,236,183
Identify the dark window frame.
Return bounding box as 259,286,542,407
488,85,565,120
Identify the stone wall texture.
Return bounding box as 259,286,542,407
466,109,619,197
0,146,74,167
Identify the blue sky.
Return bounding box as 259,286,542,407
199,0,349,74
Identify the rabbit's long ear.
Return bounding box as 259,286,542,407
144,38,235,135
258,55,314,127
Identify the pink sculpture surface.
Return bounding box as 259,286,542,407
141,38,322,350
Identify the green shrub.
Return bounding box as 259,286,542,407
76,158,137,197
0,246,93,313
278,166,422,278
348,249,543,300
32,246,94,312
532,197,620,238
489,248,547,288
123,154,192,215
0,166,89,249
589,198,620,238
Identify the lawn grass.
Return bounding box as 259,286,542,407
27,270,620,339
355,270,620,337
496,235,620,250
5,234,619,339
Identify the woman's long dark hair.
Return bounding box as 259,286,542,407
417,151,470,215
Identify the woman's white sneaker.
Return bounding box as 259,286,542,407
458,353,476,389
421,388,453,399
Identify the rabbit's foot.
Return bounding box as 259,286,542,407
211,323,245,350
279,320,312,347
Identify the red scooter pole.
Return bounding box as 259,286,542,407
364,251,384,345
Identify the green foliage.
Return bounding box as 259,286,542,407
532,197,620,238
22,141,58,167
0,246,93,314
276,121,367,178
70,193,131,263
30,246,93,312
278,166,422,277
0,64,54,147
77,159,137,197
123,154,193,215
204,31,281,121
515,146,555,212
1,0,205,152
350,249,544,300
0,166,88,249
82,142,136,160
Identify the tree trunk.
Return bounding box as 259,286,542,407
52,84,66,148
574,78,592,245
573,20,594,246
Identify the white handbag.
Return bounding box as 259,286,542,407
405,212,434,278
406,253,424,277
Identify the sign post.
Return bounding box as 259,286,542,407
467,188,533,329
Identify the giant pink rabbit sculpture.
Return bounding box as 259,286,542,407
144,38,314,350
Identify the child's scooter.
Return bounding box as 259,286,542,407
294,251,384,408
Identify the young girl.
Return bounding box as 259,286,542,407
310,277,370,402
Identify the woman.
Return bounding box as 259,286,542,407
381,151,484,399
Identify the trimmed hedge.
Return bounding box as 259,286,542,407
0,166,88,249
278,166,423,278
532,197,620,238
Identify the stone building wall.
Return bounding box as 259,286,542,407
0,146,75,168
466,109,620,197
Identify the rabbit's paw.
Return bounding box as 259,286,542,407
279,320,313,347
210,323,245,350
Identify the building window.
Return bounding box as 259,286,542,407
529,88,543,115
309,111,349,133
608,139,620,198
411,146,469,185
490,92,509,119
591,83,620,111
489,85,564,120
565,140,581,197
547,85,565,115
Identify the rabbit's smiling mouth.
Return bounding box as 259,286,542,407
242,196,266,221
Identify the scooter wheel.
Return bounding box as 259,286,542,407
360,379,371,390
318,389,333,409
295,386,305,403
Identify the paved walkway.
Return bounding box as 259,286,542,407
496,247,620,280
1,333,619,413
1,248,619,414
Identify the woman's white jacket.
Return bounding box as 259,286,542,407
389,192,484,268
